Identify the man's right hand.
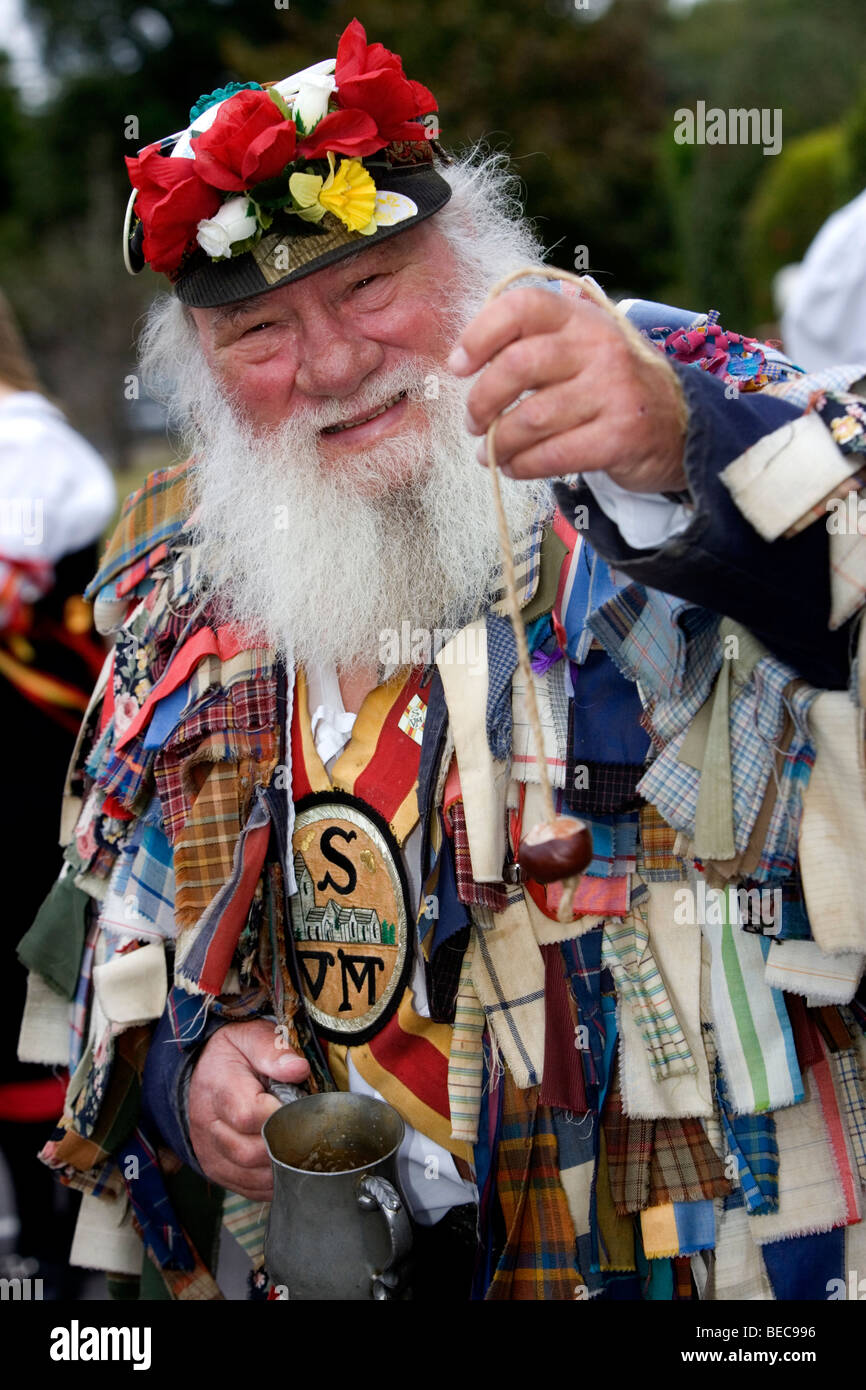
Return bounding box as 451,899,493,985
188,1018,311,1201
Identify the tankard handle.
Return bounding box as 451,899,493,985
356,1174,413,1300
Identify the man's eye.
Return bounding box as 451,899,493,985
352,275,379,292
243,322,273,336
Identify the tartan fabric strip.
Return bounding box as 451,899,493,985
485,611,518,760
154,673,278,844
587,582,720,716
446,799,508,911
173,753,244,928
715,1059,779,1215
638,803,687,881
763,363,866,409
833,1048,866,1187
639,658,816,876
648,1116,731,1207
602,1065,654,1215
119,1127,193,1270
83,457,194,602
563,754,645,815
485,1076,583,1300
602,890,696,1080
175,785,274,996
95,730,154,816
169,724,278,931
580,816,626,878
747,679,816,884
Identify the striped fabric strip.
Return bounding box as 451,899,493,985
221,1191,269,1270
703,899,804,1115
447,936,485,1142
812,1042,861,1225
331,667,428,844
345,987,468,1160
602,889,696,1080
714,1060,779,1214
833,1048,866,1186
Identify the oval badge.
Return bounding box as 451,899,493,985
288,792,414,1045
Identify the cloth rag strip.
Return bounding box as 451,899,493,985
470,897,546,1090
640,1199,716,1259
764,938,865,1007
485,1077,584,1300
447,936,485,1143
810,1040,862,1226
833,1047,866,1187
712,1198,773,1300
174,784,273,997
798,690,866,955
715,1060,779,1215
601,889,696,1081
616,900,711,1120
702,906,804,1115
746,1072,850,1244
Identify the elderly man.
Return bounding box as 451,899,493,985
19,20,866,1302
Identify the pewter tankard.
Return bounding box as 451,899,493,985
262,1092,413,1300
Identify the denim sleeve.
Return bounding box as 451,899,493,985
141,1005,227,1176
552,362,854,691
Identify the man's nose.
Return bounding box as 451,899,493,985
293,307,383,399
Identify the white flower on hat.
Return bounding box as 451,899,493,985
196,196,258,258
292,73,336,134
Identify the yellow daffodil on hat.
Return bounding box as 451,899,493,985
289,154,378,235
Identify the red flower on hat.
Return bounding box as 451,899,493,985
126,145,222,273
296,108,380,161
334,18,437,144
191,89,298,191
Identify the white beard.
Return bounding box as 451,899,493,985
185,356,551,674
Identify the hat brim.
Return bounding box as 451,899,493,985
173,163,452,309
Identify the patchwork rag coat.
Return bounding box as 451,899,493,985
19,299,866,1301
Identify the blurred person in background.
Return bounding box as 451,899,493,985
779,186,866,370
0,287,115,1296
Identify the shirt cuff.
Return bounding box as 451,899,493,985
578,471,694,550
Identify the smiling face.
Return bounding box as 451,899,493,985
139,168,551,672
189,219,463,492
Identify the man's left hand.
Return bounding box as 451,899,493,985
447,287,688,495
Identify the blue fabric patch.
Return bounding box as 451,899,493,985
570,649,650,764
761,1227,845,1301
143,681,192,750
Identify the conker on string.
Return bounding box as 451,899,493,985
518,816,593,884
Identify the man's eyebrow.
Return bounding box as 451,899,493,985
212,296,276,327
